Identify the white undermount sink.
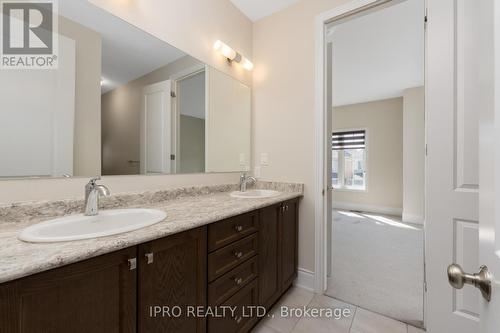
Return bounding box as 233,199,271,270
18,209,167,243
230,189,281,199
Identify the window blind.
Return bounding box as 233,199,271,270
332,130,366,150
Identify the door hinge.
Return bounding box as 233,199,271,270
171,91,176,98
425,144,428,156
170,154,176,161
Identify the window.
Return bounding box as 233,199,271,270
332,130,366,191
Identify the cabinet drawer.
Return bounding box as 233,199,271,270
208,279,259,333
208,234,258,282
208,211,258,252
208,256,258,306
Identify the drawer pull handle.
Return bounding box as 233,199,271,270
128,258,137,270
145,252,154,264
234,316,243,324
235,225,244,232
234,277,243,285
234,251,243,259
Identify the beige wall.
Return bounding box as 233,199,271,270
179,115,205,173
1,0,252,204
403,87,425,224
332,98,404,212
89,0,252,87
253,0,349,273
101,56,202,175
59,16,101,177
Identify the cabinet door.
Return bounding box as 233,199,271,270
258,204,282,309
138,227,207,333
0,247,137,333
281,199,299,290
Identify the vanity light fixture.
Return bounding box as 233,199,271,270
240,56,254,71
213,40,254,71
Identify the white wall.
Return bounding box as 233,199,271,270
332,98,404,214
403,87,425,224
0,0,252,204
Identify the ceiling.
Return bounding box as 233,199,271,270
59,0,186,94
328,0,425,107
230,0,299,22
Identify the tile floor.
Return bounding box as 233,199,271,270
251,287,425,333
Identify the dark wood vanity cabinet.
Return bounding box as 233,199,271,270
281,199,299,291
0,198,299,333
0,247,137,333
259,198,299,310
207,210,260,333
138,227,207,333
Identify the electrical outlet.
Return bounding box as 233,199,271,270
239,153,246,166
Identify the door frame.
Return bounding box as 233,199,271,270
313,0,426,321
170,64,207,173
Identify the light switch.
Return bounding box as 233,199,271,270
260,153,269,166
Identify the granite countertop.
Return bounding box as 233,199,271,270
0,182,303,284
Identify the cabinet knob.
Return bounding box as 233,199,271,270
234,225,243,232
234,251,243,259
234,277,243,285
145,252,154,264
127,258,137,271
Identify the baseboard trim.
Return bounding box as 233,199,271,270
402,212,424,225
333,201,403,216
294,268,315,292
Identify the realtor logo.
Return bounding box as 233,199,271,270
1,0,58,69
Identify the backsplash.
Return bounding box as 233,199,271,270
0,181,303,224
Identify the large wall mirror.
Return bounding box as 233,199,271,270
0,0,251,179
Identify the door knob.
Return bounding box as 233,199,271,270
447,263,492,301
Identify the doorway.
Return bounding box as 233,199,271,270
322,0,425,328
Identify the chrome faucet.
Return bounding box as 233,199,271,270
84,177,110,216
239,173,256,192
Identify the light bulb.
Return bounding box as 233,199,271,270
213,40,237,60
241,57,254,71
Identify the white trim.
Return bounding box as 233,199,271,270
314,0,391,295
333,201,403,216
402,212,424,225
294,268,315,292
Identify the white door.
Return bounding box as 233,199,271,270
427,0,498,332
140,80,172,175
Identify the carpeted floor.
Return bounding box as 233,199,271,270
325,210,424,328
